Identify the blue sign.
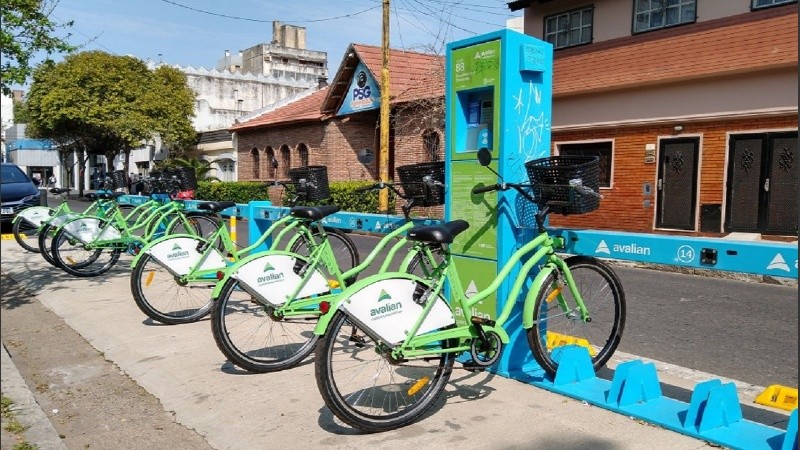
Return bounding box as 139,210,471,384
337,61,380,116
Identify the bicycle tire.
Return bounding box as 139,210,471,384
405,246,444,280
130,252,213,324
38,223,58,266
50,224,122,277
290,228,360,285
12,216,42,253
526,255,626,375
211,277,319,373
314,310,455,432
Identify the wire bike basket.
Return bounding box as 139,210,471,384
524,155,601,215
396,161,446,207
288,166,331,203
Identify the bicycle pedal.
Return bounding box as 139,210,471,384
470,316,496,327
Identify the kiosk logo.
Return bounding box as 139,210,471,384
767,253,790,272
595,240,610,255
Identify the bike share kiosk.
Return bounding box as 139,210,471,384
445,30,553,376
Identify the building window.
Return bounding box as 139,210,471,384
250,147,260,179
265,146,276,179
752,0,796,9
558,141,612,188
544,6,593,49
423,130,441,162
280,145,291,178
298,143,309,167
633,0,696,34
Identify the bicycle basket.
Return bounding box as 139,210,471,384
396,161,445,207
111,170,127,190
173,166,198,191
288,166,330,203
524,156,600,215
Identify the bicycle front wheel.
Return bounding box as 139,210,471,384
38,224,59,266
527,256,626,375
290,228,359,284
211,277,319,373
315,311,455,432
130,253,213,324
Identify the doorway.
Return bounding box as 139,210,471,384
656,137,700,230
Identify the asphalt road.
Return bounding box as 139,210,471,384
10,195,798,390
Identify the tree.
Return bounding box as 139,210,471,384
159,156,220,182
1,0,75,95
25,51,196,195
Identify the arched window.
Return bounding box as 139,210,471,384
250,147,260,179
280,144,291,178
265,146,276,179
298,143,309,167
423,130,441,162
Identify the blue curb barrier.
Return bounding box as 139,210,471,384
518,345,791,450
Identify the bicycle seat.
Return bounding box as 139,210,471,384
407,219,470,244
196,201,237,212
289,205,340,221
49,188,71,195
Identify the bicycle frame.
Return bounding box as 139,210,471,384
313,227,590,362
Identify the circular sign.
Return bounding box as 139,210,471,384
677,245,695,263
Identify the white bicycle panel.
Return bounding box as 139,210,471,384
62,218,121,243
17,206,52,226
341,279,455,345
235,254,329,307
48,213,80,228
147,237,227,276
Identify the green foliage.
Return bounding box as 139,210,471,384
195,180,394,213
12,99,30,122
0,0,75,95
24,51,195,160
158,157,219,181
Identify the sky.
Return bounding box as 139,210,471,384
41,0,520,74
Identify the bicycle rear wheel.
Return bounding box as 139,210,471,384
526,256,626,375
50,225,122,277
12,217,42,253
211,277,319,372
168,213,222,240
130,253,214,324
315,311,455,432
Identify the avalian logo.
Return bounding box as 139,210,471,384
371,289,402,318
257,262,284,285
166,243,190,260
767,253,790,272
595,240,610,255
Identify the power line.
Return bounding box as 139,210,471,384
158,0,380,23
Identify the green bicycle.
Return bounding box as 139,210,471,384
129,164,360,325
312,148,626,432
49,172,220,277
209,161,447,373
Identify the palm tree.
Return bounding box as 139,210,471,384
159,156,220,181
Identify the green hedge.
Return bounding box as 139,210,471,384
195,180,396,213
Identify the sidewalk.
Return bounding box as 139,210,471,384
0,240,717,449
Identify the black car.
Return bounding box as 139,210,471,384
1,163,41,223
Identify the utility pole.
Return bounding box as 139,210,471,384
379,0,391,212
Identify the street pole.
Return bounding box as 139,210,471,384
379,0,391,212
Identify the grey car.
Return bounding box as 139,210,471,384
1,163,41,223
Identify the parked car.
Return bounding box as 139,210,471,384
1,163,41,224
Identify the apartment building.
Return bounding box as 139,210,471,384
509,0,798,237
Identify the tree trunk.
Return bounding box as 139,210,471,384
77,147,87,197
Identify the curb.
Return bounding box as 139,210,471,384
0,344,67,450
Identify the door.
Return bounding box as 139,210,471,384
726,131,798,235
656,137,699,230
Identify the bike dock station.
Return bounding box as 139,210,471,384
116,28,796,448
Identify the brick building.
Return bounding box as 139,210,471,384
510,0,798,238
230,44,445,213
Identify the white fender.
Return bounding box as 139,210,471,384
234,254,329,307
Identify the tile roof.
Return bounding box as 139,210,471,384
552,6,798,97
229,87,328,132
